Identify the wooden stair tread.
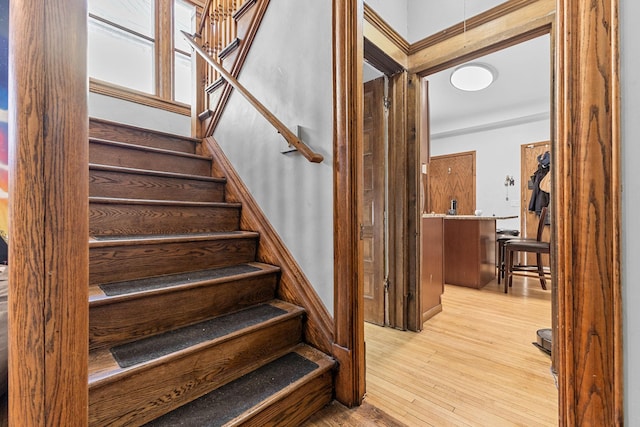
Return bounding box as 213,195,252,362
90,137,212,160
89,230,258,247
88,300,304,383
90,117,202,145
144,344,335,427
89,262,279,303
89,163,226,183
89,196,241,208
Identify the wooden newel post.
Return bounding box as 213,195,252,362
9,0,89,425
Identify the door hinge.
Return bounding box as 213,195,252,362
383,97,391,111
383,277,390,292
359,223,364,240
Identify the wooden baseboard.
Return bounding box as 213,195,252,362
422,304,442,324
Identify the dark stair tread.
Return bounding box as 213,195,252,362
89,196,241,208
89,262,279,303
89,230,258,247
90,117,202,145
88,300,304,383
89,163,227,183
90,137,213,160
143,345,335,427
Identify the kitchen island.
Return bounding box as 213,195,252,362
422,214,517,291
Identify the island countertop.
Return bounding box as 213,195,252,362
422,214,518,221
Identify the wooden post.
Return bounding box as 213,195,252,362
8,0,89,425
332,0,365,407
556,0,622,424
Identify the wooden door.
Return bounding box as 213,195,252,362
362,77,386,325
427,151,476,215
521,141,551,266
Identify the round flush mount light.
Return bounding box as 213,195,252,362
450,63,497,92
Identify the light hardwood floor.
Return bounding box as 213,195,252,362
304,276,558,426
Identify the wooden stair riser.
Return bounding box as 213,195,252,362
239,370,334,427
89,236,258,285
90,140,212,176
88,317,304,427
89,273,279,350
89,202,241,236
90,168,226,203
90,119,198,154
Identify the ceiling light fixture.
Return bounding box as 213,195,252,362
450,63,497,92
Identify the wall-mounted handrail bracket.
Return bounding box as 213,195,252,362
182,30,323,163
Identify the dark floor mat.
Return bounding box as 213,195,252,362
144,352,319,426
91,231,245,241
110,304,286,369
99,264,262,296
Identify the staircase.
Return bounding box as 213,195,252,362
87,118,335,426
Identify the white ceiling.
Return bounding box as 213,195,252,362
427,34,551,135
364,1,551,135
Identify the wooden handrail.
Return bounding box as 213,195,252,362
182,30,324,163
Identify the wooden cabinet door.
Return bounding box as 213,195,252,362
428,151,476,215
363,77,386,325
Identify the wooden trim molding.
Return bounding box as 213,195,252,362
203,136,334,355
332,0,365,407
349,0,623,423
409,0,539,54
9,0,89,424
363,4,409,55
408,0,555,75
90,79,191,116
556,0,623,424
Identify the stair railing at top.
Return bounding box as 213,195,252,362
182,30,324,163
194,0,236,86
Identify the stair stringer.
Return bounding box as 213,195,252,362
203,136,334,356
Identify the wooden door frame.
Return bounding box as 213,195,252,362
9,0,90,424
364,38,413,331
333,0,623,423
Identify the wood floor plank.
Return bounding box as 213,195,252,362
304,276,558,426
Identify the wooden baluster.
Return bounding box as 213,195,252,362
212,3,221,80
225,0,231,49
231,0,237,40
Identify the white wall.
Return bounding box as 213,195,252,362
621,0,639,424
213,0,335,313
365,0,408,40
430,117,550,231
407,0,508,43
89,92,192,136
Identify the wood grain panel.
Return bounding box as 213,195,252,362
332,0,366,406
362,77,385,326
9,0,89,425
90,118,199,154
89,311,303,426
89,199,240,236
90,139,213,176
428,151,476,215
89,268,279,349
89,165,227,202
556,1,622,425
420,216,444,324
89,233,258,284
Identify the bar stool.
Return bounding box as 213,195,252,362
496,229,519,285
504,206,550,293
